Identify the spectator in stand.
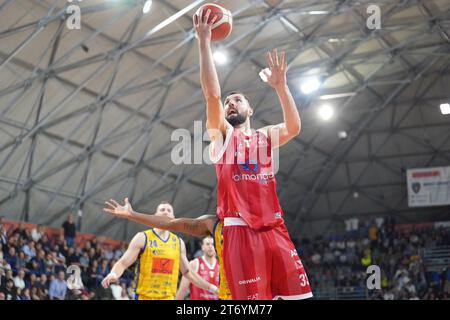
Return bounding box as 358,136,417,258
16,251,28,271
13,268,26,290
0,223,7,246
31,224,44,243
96,259,109,287
114,242,126,260
86,260,100,290
1,278,17,300
30,286,40,300
12,222,30,241
79,250,90,270
49,270,67,300
30,249,46,275
20,288,31,300
103,245,114,260
21,240,36,261
25,273,38,289
62,214,76,247
35,274,49,298
4,247,18,273
66,247,80,266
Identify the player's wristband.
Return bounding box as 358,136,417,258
208,284,218,294
109,271,117,278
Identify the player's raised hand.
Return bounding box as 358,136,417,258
103,198,134,218
193,8,218,42
260,49,287,90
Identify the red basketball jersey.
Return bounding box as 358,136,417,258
213,127,284,229
189,256,219,300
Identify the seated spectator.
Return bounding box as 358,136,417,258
13,268,26,290
22,241,36,262
29,249,46,275
79,251,90,270
103,245,114,260
49,271,67,300
31,225,44,243
12,222,29,240
96,259,109,287
30,286,40,300
1,279,16,300
20,287,32,300
114,243,127,260
86,260,100,290
0,228,6,248
25,273,38,289
66,247,80,266
4,247,18,273
16,251,28,271
35,274,49,298
28,260,43,277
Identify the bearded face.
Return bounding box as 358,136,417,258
224,94,252,127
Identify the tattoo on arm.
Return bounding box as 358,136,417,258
183,222,199,232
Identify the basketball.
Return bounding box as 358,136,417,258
195,3,233,42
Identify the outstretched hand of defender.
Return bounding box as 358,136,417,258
260,49,287,90
193,9,218,42
103,198,134,218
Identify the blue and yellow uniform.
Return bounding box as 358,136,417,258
213,220,232,300
134,229,180,300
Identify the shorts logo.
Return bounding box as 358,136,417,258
247,293,259,300
238,276,261,285
290,249,298,258
274,212,282,219
295,260,303,270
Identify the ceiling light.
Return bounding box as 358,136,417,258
213,51,228,65
338,131,348,139
143,0,152,14
300,78,321,94
318,104,334,121
440,103,450,115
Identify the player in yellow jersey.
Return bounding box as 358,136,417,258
101,201,218,300
103,197,232,300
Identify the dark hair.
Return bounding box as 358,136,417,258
201,236,213,245
158,201,172,207
226,92,252,107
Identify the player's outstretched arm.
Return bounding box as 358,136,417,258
193,9,226,138
175,259,199,300
101,232,144,288
179,239,217,294
260,49,301,148
103,198,215,237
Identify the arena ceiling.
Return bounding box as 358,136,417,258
0,0,449,240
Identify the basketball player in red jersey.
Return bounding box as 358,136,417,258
194,9,313,300
175,236,219,300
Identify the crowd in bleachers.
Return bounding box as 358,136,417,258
0,215,133,300
298,218,450,300
1,214,449,300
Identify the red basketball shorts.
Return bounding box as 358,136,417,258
222,217,313,300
